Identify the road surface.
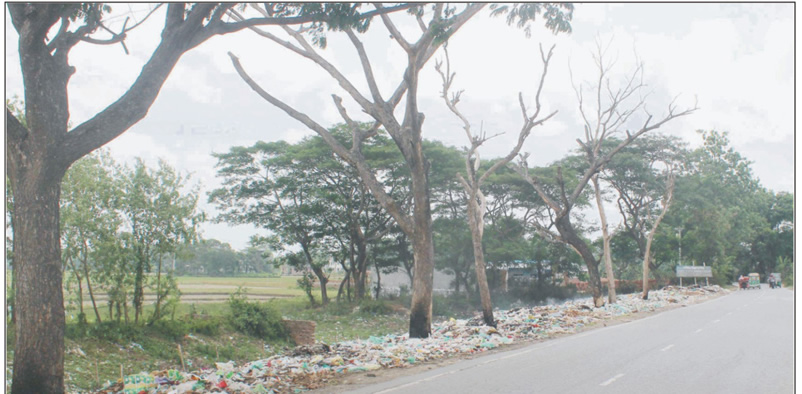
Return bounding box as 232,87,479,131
345,286,793,394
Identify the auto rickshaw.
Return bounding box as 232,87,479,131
748,273,761,289
738,275,749,290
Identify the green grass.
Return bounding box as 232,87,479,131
56,296,408,391
10,275,415,392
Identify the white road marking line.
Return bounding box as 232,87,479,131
660,344,675,351
695,328,703,333
713,319,720,323
726,312,733,316
600,373,625,386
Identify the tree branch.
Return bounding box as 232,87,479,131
228,52,414,235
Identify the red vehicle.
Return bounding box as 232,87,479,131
738,275,749,290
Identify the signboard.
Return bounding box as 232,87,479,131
676,265,712,278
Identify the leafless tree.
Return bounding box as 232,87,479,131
228,4,486,338
435,44,556,326
640,170,675,299
512,39,697,307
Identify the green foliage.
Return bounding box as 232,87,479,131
150,319,190,341
296,272,317,305
359,298,392,316
489,3,574,36
227,289,287,341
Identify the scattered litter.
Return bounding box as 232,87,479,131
90,286,727,394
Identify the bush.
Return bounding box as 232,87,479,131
359,299,392,315
228,289,287,341
83,321,144,342
188,317,222,336
325,301,355,316
150,319,190,341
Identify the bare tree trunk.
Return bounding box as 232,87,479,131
82,258,102,324
152,255,163,322
643,175,674,299
302,246,329,304
374,263,382,299
408,162,435,338
592,175,616,303
354,237,368,300
555,215,605,307
66,257,86,322
10,174,65,393
466,195,495,327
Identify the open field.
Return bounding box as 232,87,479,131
65,275,345,308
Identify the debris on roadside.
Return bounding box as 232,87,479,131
89,286,727,394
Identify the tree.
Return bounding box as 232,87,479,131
512,41,697,307
211,140,334,304
601,135,685,298
118,159,201,323
60,150,120,324
666,130,771,283
6,3,413,390
228,3,573,338
435,43,556,326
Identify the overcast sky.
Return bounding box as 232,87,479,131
5,3,795,250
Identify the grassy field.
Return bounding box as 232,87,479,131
8,275,419,391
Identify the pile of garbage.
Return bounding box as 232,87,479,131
95,285,727,394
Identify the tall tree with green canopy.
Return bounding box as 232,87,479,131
210,140,334,304
666,130,771,284
228,2,573,338
5,4,412,390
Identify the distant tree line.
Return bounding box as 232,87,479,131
211,126,794,305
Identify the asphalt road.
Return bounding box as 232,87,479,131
348,286,794,394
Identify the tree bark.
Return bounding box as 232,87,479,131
643,176,674,299
10,173,65,393
466,194,495,327
302,247,329,305
408,156,435,338
555,215,605,307
80,241,102,323
592,175,616,303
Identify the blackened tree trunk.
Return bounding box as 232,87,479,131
408,158,435,337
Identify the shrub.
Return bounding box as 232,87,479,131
325,301,355,316
228,289,287,341
188,317,222,336
150,319,190,341
359,299,392,315
85,321,143,342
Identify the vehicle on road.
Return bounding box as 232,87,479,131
768,273,781,289
738,275,749,290
748,273,761,289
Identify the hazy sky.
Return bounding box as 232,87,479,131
5,3,794,250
